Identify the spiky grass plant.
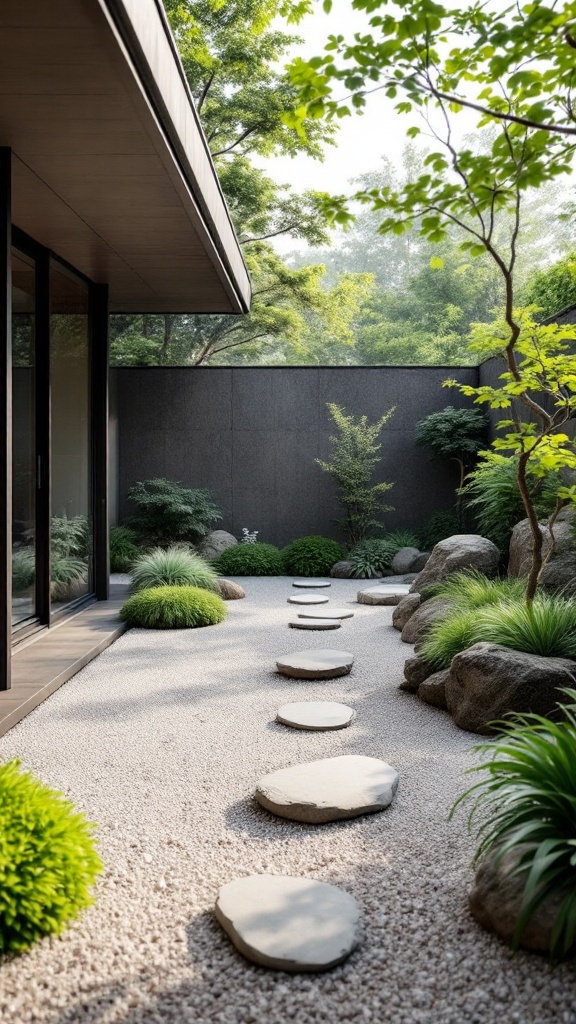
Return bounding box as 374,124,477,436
109,526,140,574
427,570,525,608
121,586,226,629
421,610,485,669
129,546,218,595
452,690,576,959
11,548,35,591
478,594,576,660
0,759,102,954
385,529,421,551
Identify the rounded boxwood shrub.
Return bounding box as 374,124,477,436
120,585,226,629
110,526,140,574
0,759,102,955
214,543,284,576
282,535,346,577
129,546,218,595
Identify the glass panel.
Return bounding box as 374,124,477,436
11,249,36,626
50,262,92,610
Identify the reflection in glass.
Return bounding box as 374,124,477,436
50,262,92,609
11,250,36,626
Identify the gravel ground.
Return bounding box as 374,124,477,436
1,577,575,1024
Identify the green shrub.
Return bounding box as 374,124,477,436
386,529,421,551
215,543,284,576
51,513,89,558
120,586,226,629
463,456,561,553
110,526,140,574
50,555,87,585
452,690,576,958
349,538,396,578
421,609,484,670
126,478,221,546
282,536,346,577
0,759,102,954
418,509,462,551
12,548,35,591
129,546,218,595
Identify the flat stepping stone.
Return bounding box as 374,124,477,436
255,754,399,823
292,579,331,588
289,618,341,631
288,593,330,606
276,649,354,679
277,701,355,731
298,607,354,620
357,583,412,605
215,875,360,972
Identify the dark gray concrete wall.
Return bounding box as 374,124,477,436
112,366,479,546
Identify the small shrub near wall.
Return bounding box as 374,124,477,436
215,543,284,577
282,536,346,577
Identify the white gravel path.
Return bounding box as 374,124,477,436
1,577,575,1024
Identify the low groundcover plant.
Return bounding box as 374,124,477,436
121,585,227,628
0,759,102,954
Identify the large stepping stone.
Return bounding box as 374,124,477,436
215,875,360,972
277,701,355,731
292,579,331,588
357,583,412,606
298,607,354,620
289,618,341,631
255,754,399,823
288,593,330,606
276,649,353,680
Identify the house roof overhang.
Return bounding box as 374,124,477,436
0,0,251,313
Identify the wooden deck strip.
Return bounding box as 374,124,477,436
0,587,129,737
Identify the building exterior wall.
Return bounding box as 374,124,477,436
114,365,479,546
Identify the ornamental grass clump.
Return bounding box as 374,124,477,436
452,690,576,959
120,586,226,629
282,536,346,577
109,526,140,573
0,759,102,954
215,543,284,577
421,609,485,670
427,570,525,608
130,546,218,595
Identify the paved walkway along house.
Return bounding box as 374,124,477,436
1,578,575,1024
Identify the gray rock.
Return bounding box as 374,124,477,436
215,578,246,600
255,754,399,823
418,669,450,710
331,560,354,578
287,593,330,606
276,649,354,680
392,594,421,631
385,573,418,584
292,579,331,588
215,875,361,972
410,535,500,595
410,552,430,573
289,619,341,631
197,530,237,560
446,642,576,734
539,552,576,597
508,509,575,580
391,546,421,575
399,655,435,693
276,701,355,731
298,607,354,620
469,847,565,954
357,583,412,606
401,597,453,645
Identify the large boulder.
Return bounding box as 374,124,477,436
331,560,354,579
401,597,453,646
418,668,450,710
446,642,576,734
391,546,420,575
410,535,500,595
392,593,421,631
469,846,565,954
399,655,435,693
197,530,238,560
509,510,576,596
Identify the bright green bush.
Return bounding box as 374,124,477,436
120,586,226,629
282,536,346,577
129,546,218,595
421,610,484,670
452,690,576,958
126,478,221,546
110,526,140,574
215,543,284,576
0,759,102,954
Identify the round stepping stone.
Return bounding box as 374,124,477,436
215,875,360,972
298,607,354,620
276,649,353,680
357,583,412,606
292,579,331,588
277,701,355,731
255,754,399,823
288,593,330,606
289,618,341,631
